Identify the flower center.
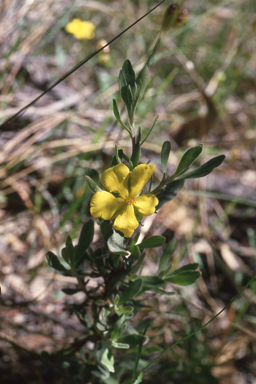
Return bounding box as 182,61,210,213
126,197,136,205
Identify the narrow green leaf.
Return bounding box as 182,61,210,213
151,287,175,295
126,85,134,119
173,263,199,273
130,231,140,246
116,306,134,315
156,179,184,209
61,247,69,263
141,115,158,145
85,175,102,193
74,220,94,264
130,252,146,274
164,271,201,286
131,142,141,168
111,341,129,349
137,236,165,249
133,64,149,110
136,126,142,144
118,334,146,347
161,141,171,174
66,236,74,259
132,372,143,384
119,70,128,104
158,238,178,273
177,155,226,180
140,276,165,289
115,145,122,164
173,145,203,177
62,288,80,295
88,169,101,187
120,82,133,116
118,279,143,306
113,99,132,134
46,251,68,272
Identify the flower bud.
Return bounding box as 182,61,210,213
161,4,188,32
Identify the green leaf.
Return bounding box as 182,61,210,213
118,334,146,347
128,244,141,257
130,252,146,274
119,70,128,104
121,60,136,91
107,230,130,257
129,232,140,246
119,67,133,118
111,341,129,349
113,99,132,135
115,145,122,164
62,288,80,295
112,314,127,341
141,115,158,145
95,299,107,306
133,64,149,111
140,276,165,289
46,251,68,272
161,141,171,174
74,219,94,263
131,142,141,168
164,270,201,285
118,279,143,306
65,236,74,260
61,247,69,263
177,155,226,180
88,169,101,186
158,238,178,274
101,346,115,373
132,372,143,384
116,306,133,314
137,236,165,249
100,220,113,244
114,295,119,307
173,145,203,177
173,263,199,273
85,175,102,193
156,179,184,209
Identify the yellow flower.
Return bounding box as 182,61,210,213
90,163,159,238
65,18,95,40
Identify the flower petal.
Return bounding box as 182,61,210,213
133,194,159,216
101,163,130,199
113,204,138,238
65,19,95,40
90,191,125,220
130,164,156,197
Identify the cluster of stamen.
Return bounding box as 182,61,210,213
126,197,136,205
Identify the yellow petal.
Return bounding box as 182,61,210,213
130,164,156,197
133,194,159,216
101,163,130,199
65,19,95,40
90,191,125,220
113,204,138,238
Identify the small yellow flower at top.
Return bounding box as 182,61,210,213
90,163,159,238
65,18,95,40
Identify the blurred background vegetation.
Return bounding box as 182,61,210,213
0,0,256,383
